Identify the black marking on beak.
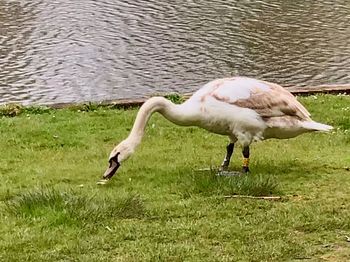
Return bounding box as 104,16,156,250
103,153,121,180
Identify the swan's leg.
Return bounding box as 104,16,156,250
220,143,235,171
242,146,250,173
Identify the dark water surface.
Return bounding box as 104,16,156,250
1,0,350,105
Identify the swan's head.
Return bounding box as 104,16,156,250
102,140,135,180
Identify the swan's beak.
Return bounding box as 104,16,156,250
102,159,120,180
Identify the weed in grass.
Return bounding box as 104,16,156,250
0,104,23,117
23,105,52,115
68,102,101,112
164,93,185,104
0,104,52,117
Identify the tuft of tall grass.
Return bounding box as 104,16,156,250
5,187,145,226
226,173,280,196
179,170,279,197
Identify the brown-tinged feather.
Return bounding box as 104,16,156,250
211,80,311,120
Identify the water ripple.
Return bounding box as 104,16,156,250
1,0,350,105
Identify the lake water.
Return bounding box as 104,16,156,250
1,0,350,105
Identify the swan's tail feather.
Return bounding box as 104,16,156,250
302,121,333,132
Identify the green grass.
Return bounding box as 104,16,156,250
5,187,145,225
0,94,349,261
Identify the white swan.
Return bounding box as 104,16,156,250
100,77,332,182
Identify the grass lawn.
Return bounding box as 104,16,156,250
0,94,349,261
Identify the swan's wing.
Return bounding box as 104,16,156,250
232,82,311,120
202,77,311,120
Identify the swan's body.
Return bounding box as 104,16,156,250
101,77,332,181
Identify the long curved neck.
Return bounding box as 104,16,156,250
126,97,194,146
